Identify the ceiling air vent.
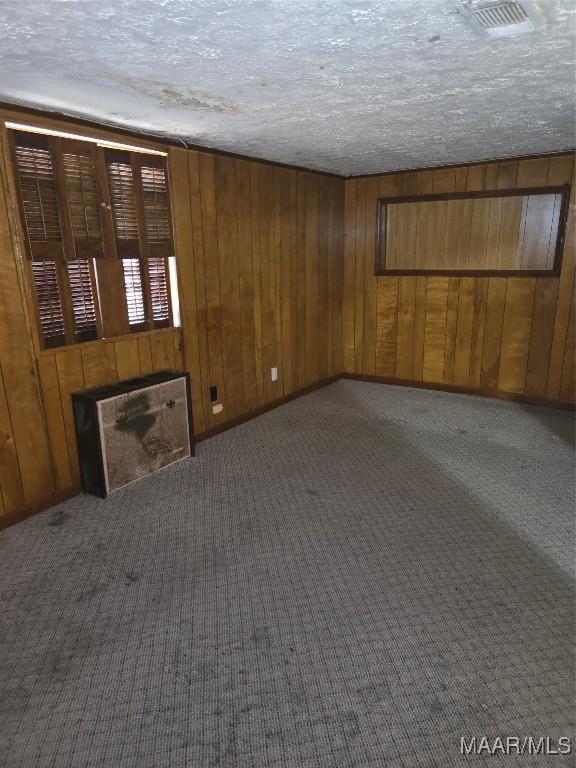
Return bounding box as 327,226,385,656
454,0,546,38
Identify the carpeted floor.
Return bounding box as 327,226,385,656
0,380,574,768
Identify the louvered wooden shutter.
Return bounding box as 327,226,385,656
122,258,146,327
148,257,171,326
67,260,99,341
140,156,173,259
105,149,141,258
57,139,105,259
30,260,66,348
12,131,64,260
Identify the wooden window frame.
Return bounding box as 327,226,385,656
375,184,572,277
8,128,176,350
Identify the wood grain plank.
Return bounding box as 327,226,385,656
547,175,575,399
317,177,332,380
343,179,357,372
353,180,366,372
443,277,460,385
525,278,560,397
453,277,475,387
279,169,294,392
375,278,398,377
469,278,488,388
114,338,141,380
422,277,449,383
55,348,85,486
198,153,226,419
362,177,379,374
395,278,417,379
411,277,428,382
81,343,118,388
331,178,345,374
498,278,536,393
0,131,55,504
0,363,25,513
480,278,507,390
516,158,550,187
303,171,319,386
559,292,575,402
236,159,259,408
169,147,205,432
214,156,244,417
137,335,153,374
37,355,73,490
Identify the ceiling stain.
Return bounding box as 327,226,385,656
104,72,239,114
0,0,573,175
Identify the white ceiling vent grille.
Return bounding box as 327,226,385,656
454,1,547,38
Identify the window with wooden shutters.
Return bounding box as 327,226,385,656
60,140,104,259
122,258,146,326
13,131,63,260
105,149,140,258
106,148,174,330
140,159,172,258
148,257,171,326
10,127,178,348
30,260,66,348
67,260,99,342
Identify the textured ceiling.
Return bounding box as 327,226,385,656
0,0,574,176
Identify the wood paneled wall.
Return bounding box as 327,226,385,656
382,188,565,273
0,106,571,526
0,119,343,523
170,148,344,436
343,155,576,403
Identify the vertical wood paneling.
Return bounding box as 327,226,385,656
0,129,55,508
422,277,449,383
343,179,357,372
113,339,141,380
169,147,205,432
176,153,341,436
343,153,575,404
37,356,73,491
0,364,25,513
375,278,398,376
453,277,475,387
498,278,536,393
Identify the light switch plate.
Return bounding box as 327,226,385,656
271,367,278,381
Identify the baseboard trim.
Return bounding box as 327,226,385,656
339,373,575,411
0,376,339,530
1,372,571,531
195,375,340,442
0,486,80,531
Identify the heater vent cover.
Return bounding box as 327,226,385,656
455,0,546,37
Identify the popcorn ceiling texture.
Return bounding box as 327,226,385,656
0,0,574,175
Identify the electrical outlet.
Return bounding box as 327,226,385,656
210,385,218,402
271,367,278,381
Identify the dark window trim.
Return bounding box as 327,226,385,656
375,184,572,277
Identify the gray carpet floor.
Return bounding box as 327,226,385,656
0,380,574,768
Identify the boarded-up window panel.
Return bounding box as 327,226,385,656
377,187,570,275
122,258,146,327
31,260,66,348
141,162,173,258
106,150,140,257
13,132,63,260
61,144,104,259
67,260,98,341
148,257,171,326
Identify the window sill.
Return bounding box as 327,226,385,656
38,325,182,357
